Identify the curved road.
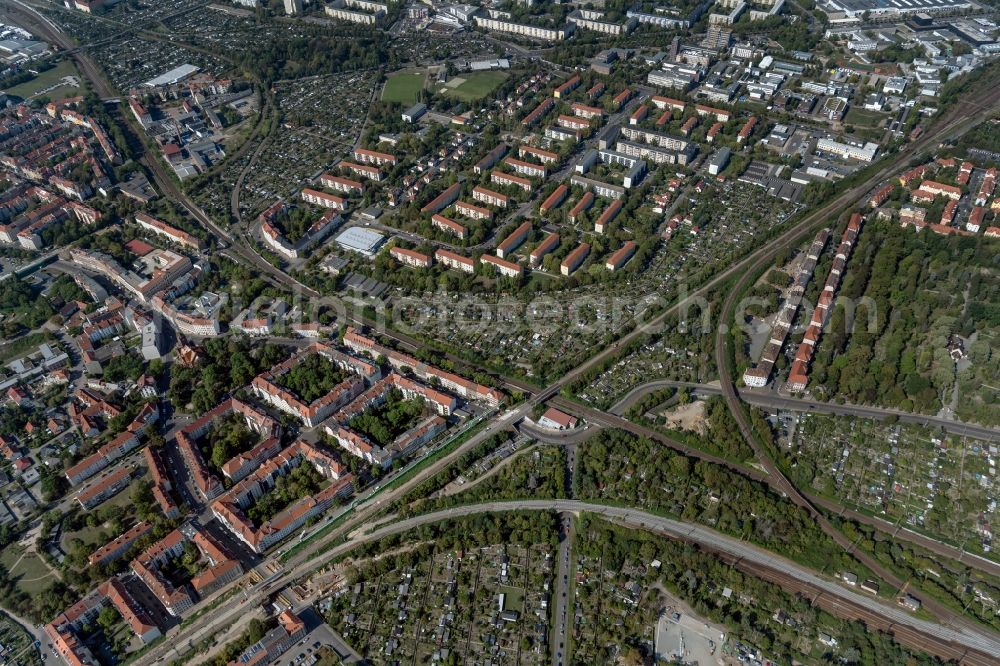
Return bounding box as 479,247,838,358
711,63,1000,645
11,0,1000,660
609,379,1000,441
144,501,1000,666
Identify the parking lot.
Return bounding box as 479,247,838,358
271,609,361,666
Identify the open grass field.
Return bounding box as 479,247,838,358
5,60,83,100
498,584,524,613
439,70,509,102
382,69,426,104
844,105,888,129
0,544,57,595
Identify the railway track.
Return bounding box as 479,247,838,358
712,65,1000,639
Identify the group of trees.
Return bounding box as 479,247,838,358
0,563,79,624
395,432,511,513
577,517,949,666
352,511,559,562
168,338,288,413
576,428,864,574
269,205,325,244
205,414,258,472
199,618,270,666
231,28,387,84
349,389,425,447
841,519,1000,633
0,277,55,332
101,353,146,383
274,353,347,403
628,394,754,462
807,219,996,418
412,445,567,516
246,462,324,524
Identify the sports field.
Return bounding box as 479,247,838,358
382,69,426,104
440,70,509,102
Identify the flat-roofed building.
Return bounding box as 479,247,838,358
545,126,580,143
816,137,878,162
570,174,625,200
568,9,636,34
325,0,386,23
616,139,696,166
474,15,573,40
619,126,693,153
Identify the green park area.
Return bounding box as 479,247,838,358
382,69,426,104
5,60,83,100
439,70,509,102
0,544,57,596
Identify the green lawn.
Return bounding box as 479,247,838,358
844,106,888,129
439,71,509,102
499,585,524,613
382,69,426,104
5,60,83,100
0,545,56,595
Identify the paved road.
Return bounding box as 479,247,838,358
1,606,58,663
518,419,597,444
608,379,1000,441
280,501,1000,663
546,395,1000,582
710,61,1000,643
550,513,574,666
131,404,529,666
14,1,1000,660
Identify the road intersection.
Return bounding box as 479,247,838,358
5,1,1000,663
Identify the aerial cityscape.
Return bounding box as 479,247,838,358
0,0,997,664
